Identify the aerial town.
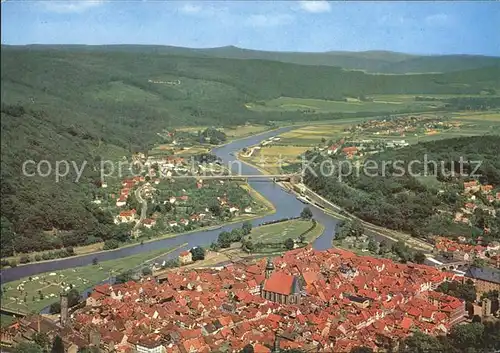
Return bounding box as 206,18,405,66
2,2,500,353
3,246,500,352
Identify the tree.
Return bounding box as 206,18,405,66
49,302,61,314
33,332,51,352
51,335,65,353
284,238,295,250
367,237,378,253
217,231,232,248
300,207,313,220
242,221,253,235
209,201,222,217
448,323,484,351
350,347,374,353
190,247,206,261
378,240,389,255
14,342,43,353
68,288,81,307
413,251,426,264
399,330,443,353
437,280,477,303
240,344,254,353
243,240,254,252
141,267,152,276
78,347,100,353
103,239,119,250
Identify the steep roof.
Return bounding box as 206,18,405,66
262,272,297,296
465,266,500,284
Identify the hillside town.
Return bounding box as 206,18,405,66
344,114,459,138
99,153,262,239
4,246,498,353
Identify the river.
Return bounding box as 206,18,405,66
1,127,340,284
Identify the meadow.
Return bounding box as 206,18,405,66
243,145,310,174
246,96,442,114
248,219,320,244
1,246,183,314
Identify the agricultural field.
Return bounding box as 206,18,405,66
242,145,310,174
223,124,273,139
277,123,352,146
176,124,272,140
1,246,182,314
246,96,441,114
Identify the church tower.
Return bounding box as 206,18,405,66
272,331,281,353
265,257,274,279
60,291,69,327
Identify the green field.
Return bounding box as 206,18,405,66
247,220,317,244
246,96,443,113
1,246,183,314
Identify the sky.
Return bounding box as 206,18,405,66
1,1,499,56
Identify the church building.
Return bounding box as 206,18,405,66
260,258,302,305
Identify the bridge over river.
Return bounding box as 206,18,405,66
0,126,338,285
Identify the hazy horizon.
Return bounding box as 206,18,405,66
2,43,500,58
1,1,499,56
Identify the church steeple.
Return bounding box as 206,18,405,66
265,257,274,279
272,331,281,353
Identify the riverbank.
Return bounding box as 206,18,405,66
238,142,433,253
1,245,186,316
157,219,325,271
0,125,340,283
1,182,275,270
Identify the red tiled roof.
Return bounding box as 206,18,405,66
262,272,295,295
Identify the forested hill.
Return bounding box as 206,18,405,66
4,44,500,74
1,46,499,257
304,136,500,241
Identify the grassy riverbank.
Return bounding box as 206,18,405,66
179,219,325,268
1,182,275,269
1,245,185,315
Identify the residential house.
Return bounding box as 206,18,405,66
179,251,193,265
142,219,156,229
118,210,137,223
116,196,127,207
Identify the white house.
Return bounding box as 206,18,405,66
116,196,127,207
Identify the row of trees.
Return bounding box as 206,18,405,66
14,335,66,353
211,221,253,249
335,219,426,264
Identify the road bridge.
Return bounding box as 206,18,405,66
170,174,303,184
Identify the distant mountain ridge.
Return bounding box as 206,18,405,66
3,44,499,74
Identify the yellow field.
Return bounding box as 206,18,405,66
453,112,500,121
175,126,206,132
245,145,309,173
223,125,271,139
174,146,211,156
174,125,271,140
278,124,350,145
